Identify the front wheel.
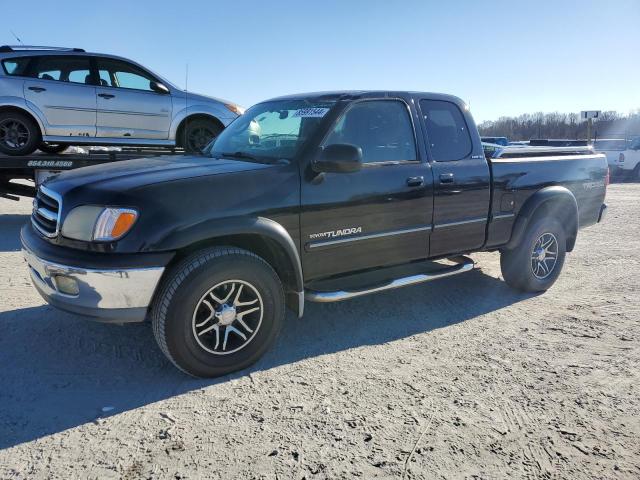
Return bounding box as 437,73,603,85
151,247,285,378
182,119,222,153
500,217,567,292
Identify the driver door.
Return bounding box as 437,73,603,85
94,58,172,139
300,99,433,281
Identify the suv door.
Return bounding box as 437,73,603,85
301,98,433,280
95,58,172,139
418,99,490,257
23,55,96,137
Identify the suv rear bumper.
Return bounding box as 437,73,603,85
21,224,172,323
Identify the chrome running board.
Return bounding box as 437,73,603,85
305,255,475,303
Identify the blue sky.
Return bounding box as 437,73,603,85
2,0,638,122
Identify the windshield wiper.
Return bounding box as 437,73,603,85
220,151,259,161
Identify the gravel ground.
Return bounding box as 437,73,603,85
0,184,638,479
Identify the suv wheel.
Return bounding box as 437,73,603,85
0,111,41,156
182,119,222,152
500,217,567,292
39,143,69,155
151,247,285,378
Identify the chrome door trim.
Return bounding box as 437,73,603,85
433,217,487,230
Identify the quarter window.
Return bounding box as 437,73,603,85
420,99,472,161
31,56,92,84
96,59,156,91
324,100,417,164
1,57,31,76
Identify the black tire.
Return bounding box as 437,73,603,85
500,217,567,292
38,143,69,155
151,247,285,378
182,118,222,152
0,111,41,156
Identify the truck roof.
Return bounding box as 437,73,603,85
265,90,466,105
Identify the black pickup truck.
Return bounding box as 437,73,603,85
21,91,608,377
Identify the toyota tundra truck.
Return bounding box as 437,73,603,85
21,91,608,377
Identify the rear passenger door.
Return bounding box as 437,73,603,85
418,99,490,257
95,58,172,139
23,55,96,137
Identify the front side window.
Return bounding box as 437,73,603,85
420,99,472,161
1,57,31,76
324,100,417,163
208,100,336,161
32,56,92,84
96,59,155,91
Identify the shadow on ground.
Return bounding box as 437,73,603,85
0,214,28,252
0,266,532,450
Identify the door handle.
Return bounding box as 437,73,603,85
98,93,115,99
28,86,46,92
439,173,455,184
406,176,425,187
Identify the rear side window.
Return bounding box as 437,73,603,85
1,57,31,76
31,56,92,84
420,99,472,161
324,100,417,164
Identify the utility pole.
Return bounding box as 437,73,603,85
581,111,600,144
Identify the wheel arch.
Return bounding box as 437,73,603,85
0,104,44,136
153,217,304,316
505,186,579,252
175,114,224,148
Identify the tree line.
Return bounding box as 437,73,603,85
477,110,640,141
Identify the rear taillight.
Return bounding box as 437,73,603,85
605,167,610,187
619,153,625,163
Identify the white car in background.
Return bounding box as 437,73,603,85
595,138,640,180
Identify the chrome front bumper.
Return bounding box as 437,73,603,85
23,247,165,322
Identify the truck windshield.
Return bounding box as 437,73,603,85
205,100,336,161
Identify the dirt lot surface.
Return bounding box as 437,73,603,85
0,184,638,479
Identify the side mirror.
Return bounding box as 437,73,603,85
150,81,170,94
314,144,363,173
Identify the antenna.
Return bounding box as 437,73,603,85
184,63,189,153
10,30,23,44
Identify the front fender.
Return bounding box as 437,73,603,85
148,216,304,293
505,186,579,251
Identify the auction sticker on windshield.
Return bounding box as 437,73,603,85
292,108,330,118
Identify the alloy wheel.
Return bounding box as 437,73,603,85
531,232,558,279
0,118,30,150
192,280,263,355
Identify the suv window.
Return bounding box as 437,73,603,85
324,100,417,163
420,99,472,161
96,59,156,91
1,57,31,76
32,56,92,84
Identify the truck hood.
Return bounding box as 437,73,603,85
45,155,274,196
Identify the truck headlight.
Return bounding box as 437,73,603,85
62,206,138,242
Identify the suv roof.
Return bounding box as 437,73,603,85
266,90,467,105
0,45,85,53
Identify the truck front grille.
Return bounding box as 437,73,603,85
31,186,61,237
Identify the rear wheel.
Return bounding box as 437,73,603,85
182,118,223,153
38,143,69,155
151,247,285,378
0,111,41,156
500,217,567,292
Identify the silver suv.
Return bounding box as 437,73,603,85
0,45,242,156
